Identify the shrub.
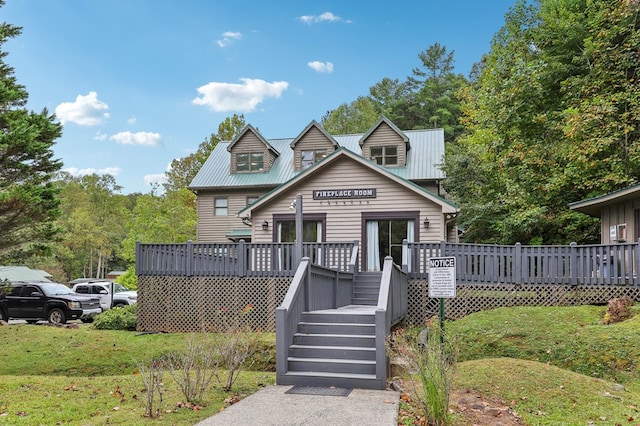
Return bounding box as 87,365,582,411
92,304,137,330
602,297,634,324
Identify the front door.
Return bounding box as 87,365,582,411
366,218,415,271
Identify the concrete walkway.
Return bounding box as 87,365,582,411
196,385,400,426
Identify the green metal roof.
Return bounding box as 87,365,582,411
189,127,446,190
0,266,53,282
225,228,252,237
569,182,640,217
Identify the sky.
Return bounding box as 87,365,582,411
3,0,516,194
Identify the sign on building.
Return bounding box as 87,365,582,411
429,257,456,298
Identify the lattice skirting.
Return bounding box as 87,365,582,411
138,277,640,332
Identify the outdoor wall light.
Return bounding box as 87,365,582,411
423,217,430,229
262,220,269,231
289,200,297,211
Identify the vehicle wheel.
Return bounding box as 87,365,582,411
113,303,126,308
48,308,66,325
81,318,94,323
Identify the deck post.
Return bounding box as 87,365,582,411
186,240,193,277
569,242,578,285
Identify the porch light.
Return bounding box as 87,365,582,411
289,200,297,211
262,220,269,231
423,217,430,229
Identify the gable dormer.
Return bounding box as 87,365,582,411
227,124,280,174
290,120,339,171
359,116,410,167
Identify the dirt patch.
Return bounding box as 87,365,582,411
394,380,523,425
449,389,523,425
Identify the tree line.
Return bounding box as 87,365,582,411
1,0,638,283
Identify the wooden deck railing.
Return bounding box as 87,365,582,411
136,240,358,277
136,239,640,286
403,240,640,285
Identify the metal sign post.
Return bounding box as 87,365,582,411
429,257,456,343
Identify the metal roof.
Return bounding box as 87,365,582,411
0,266,53,283
189,127,446,190
569,183,640,217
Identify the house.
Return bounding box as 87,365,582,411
189,116,459,271
569,183,640,244
0,266,53,282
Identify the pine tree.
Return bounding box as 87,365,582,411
0,3,64,262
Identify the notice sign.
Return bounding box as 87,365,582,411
429,257,456,298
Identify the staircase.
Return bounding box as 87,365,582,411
351,271,382,305
278,272,386,390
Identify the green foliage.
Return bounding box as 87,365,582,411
120,188,196,261
321,43,467,140
115,265,138,289
92,304,137,331
163,113,246,193
443,0,640,244
54,173,130,280
448,304,640,383
321,96,380,134
0,9,63,263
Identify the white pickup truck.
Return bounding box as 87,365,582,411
71,280,137,311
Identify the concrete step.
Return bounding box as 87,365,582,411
293,333,375,347
288,357,376,375
289,344,376,360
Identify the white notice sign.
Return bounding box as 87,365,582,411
429,257,456,298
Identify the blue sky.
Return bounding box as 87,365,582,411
4,0,515,194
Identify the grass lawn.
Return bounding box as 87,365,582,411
1,303,639,425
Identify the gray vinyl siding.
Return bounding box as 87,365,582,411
229,132,276,174
251,156,446,244
601,198,640,244
196,189,270,242
360,121,407,166
292,126,337,171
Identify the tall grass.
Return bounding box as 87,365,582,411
389,325,457,426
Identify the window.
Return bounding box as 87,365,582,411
301,149,327,169
370,146,398,166
214,197,228,216
236,152,264,172
246,196,258,206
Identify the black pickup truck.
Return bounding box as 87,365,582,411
0,282,101,324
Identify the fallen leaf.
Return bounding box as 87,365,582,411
113,407,120,411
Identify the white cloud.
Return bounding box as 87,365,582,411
192,78,289,112
55,91,110,126
109,131,161,146
144,173,167,187
298,12,351,24
63,166,121,177
127,116,137,125
217,31,242,47
307,61,334,73
94,131,108,141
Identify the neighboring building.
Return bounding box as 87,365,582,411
0,266,52,282
189,116,459,271
570,183,640,244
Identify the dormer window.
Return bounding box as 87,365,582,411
236,152,264,172
301,149,327,169
370,146,398,166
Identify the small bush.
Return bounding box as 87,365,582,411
602,297,634,324
92,304,137,330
